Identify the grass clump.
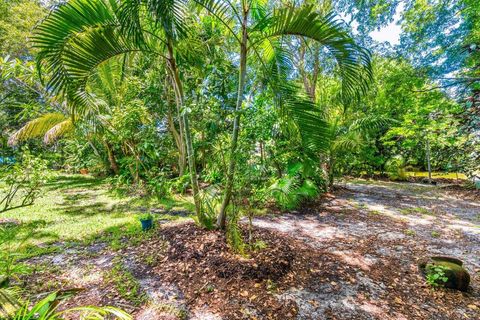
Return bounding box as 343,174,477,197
431,231,441,238
105,260,147,306
400,207,432,216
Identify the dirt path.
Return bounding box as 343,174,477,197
254,180,480,319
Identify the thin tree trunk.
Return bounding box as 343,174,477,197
426,136,432,183
328,153,335,190
167,40,202,218
167,109,186,176
217,8,249,229
104,141,119,175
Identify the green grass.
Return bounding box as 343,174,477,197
406,171,467,180
404,229,416,236
400,207,432,216
0,173,195,256
431,231,441,238
105,259,148,306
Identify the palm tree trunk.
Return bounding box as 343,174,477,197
104,141,119,175
167,40,202,218
328,153,335,190
167,109,186,176
217,9,249,229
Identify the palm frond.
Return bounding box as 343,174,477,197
296,179,319,199
61,25,136,88
56,305,132,320
333,131,362,152
348,115,397,133
192,0,240,42
44,119,74,144
8,113,67,146
119,0,189,43
274,81,333,153
33,0,118,93
256,5,372,103
11,291,131,320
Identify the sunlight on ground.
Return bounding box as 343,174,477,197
406,172,467,180
0,174,195,254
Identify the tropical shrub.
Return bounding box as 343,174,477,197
269,162,321,210
385,155,407,181
0,150,50,212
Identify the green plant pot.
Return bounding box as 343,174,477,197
140,218,153,231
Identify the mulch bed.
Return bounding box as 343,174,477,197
128,220,479,319
132,222,315,319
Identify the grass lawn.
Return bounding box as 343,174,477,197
0,173,195,256
406,171,467,179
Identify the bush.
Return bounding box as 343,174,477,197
269,162,320,210
385,155,407,181
0,150,50,212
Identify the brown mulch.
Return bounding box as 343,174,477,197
129,219,479,320
438,184,480,201
132,223,313,319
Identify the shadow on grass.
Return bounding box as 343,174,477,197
45,174,105,191
0,219,60,248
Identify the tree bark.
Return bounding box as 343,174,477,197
167,109,186,176
426,136,432,183
217,7,249,229
167,39,202,219
104,141,120,175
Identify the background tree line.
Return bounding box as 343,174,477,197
1,0,478,226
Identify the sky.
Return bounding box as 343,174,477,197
368,3,404,46
370,22,402,45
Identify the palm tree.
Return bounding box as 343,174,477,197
32,0,204,218
8,60,129,175
326,114,395,187
32,0,372,230
200,1,373,228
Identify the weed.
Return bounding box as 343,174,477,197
266,279,277,292
205,284,215,293
105,260,147,306
431,231,441,238
404,229,416,236
354,203,368,210
425,264,449,288
143,254,157,267
250,240,268,251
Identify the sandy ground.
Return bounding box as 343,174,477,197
254,180,480,319
24,180,480,319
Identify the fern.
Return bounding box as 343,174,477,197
269,162,321,210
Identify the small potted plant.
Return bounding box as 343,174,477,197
139,213,154,231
